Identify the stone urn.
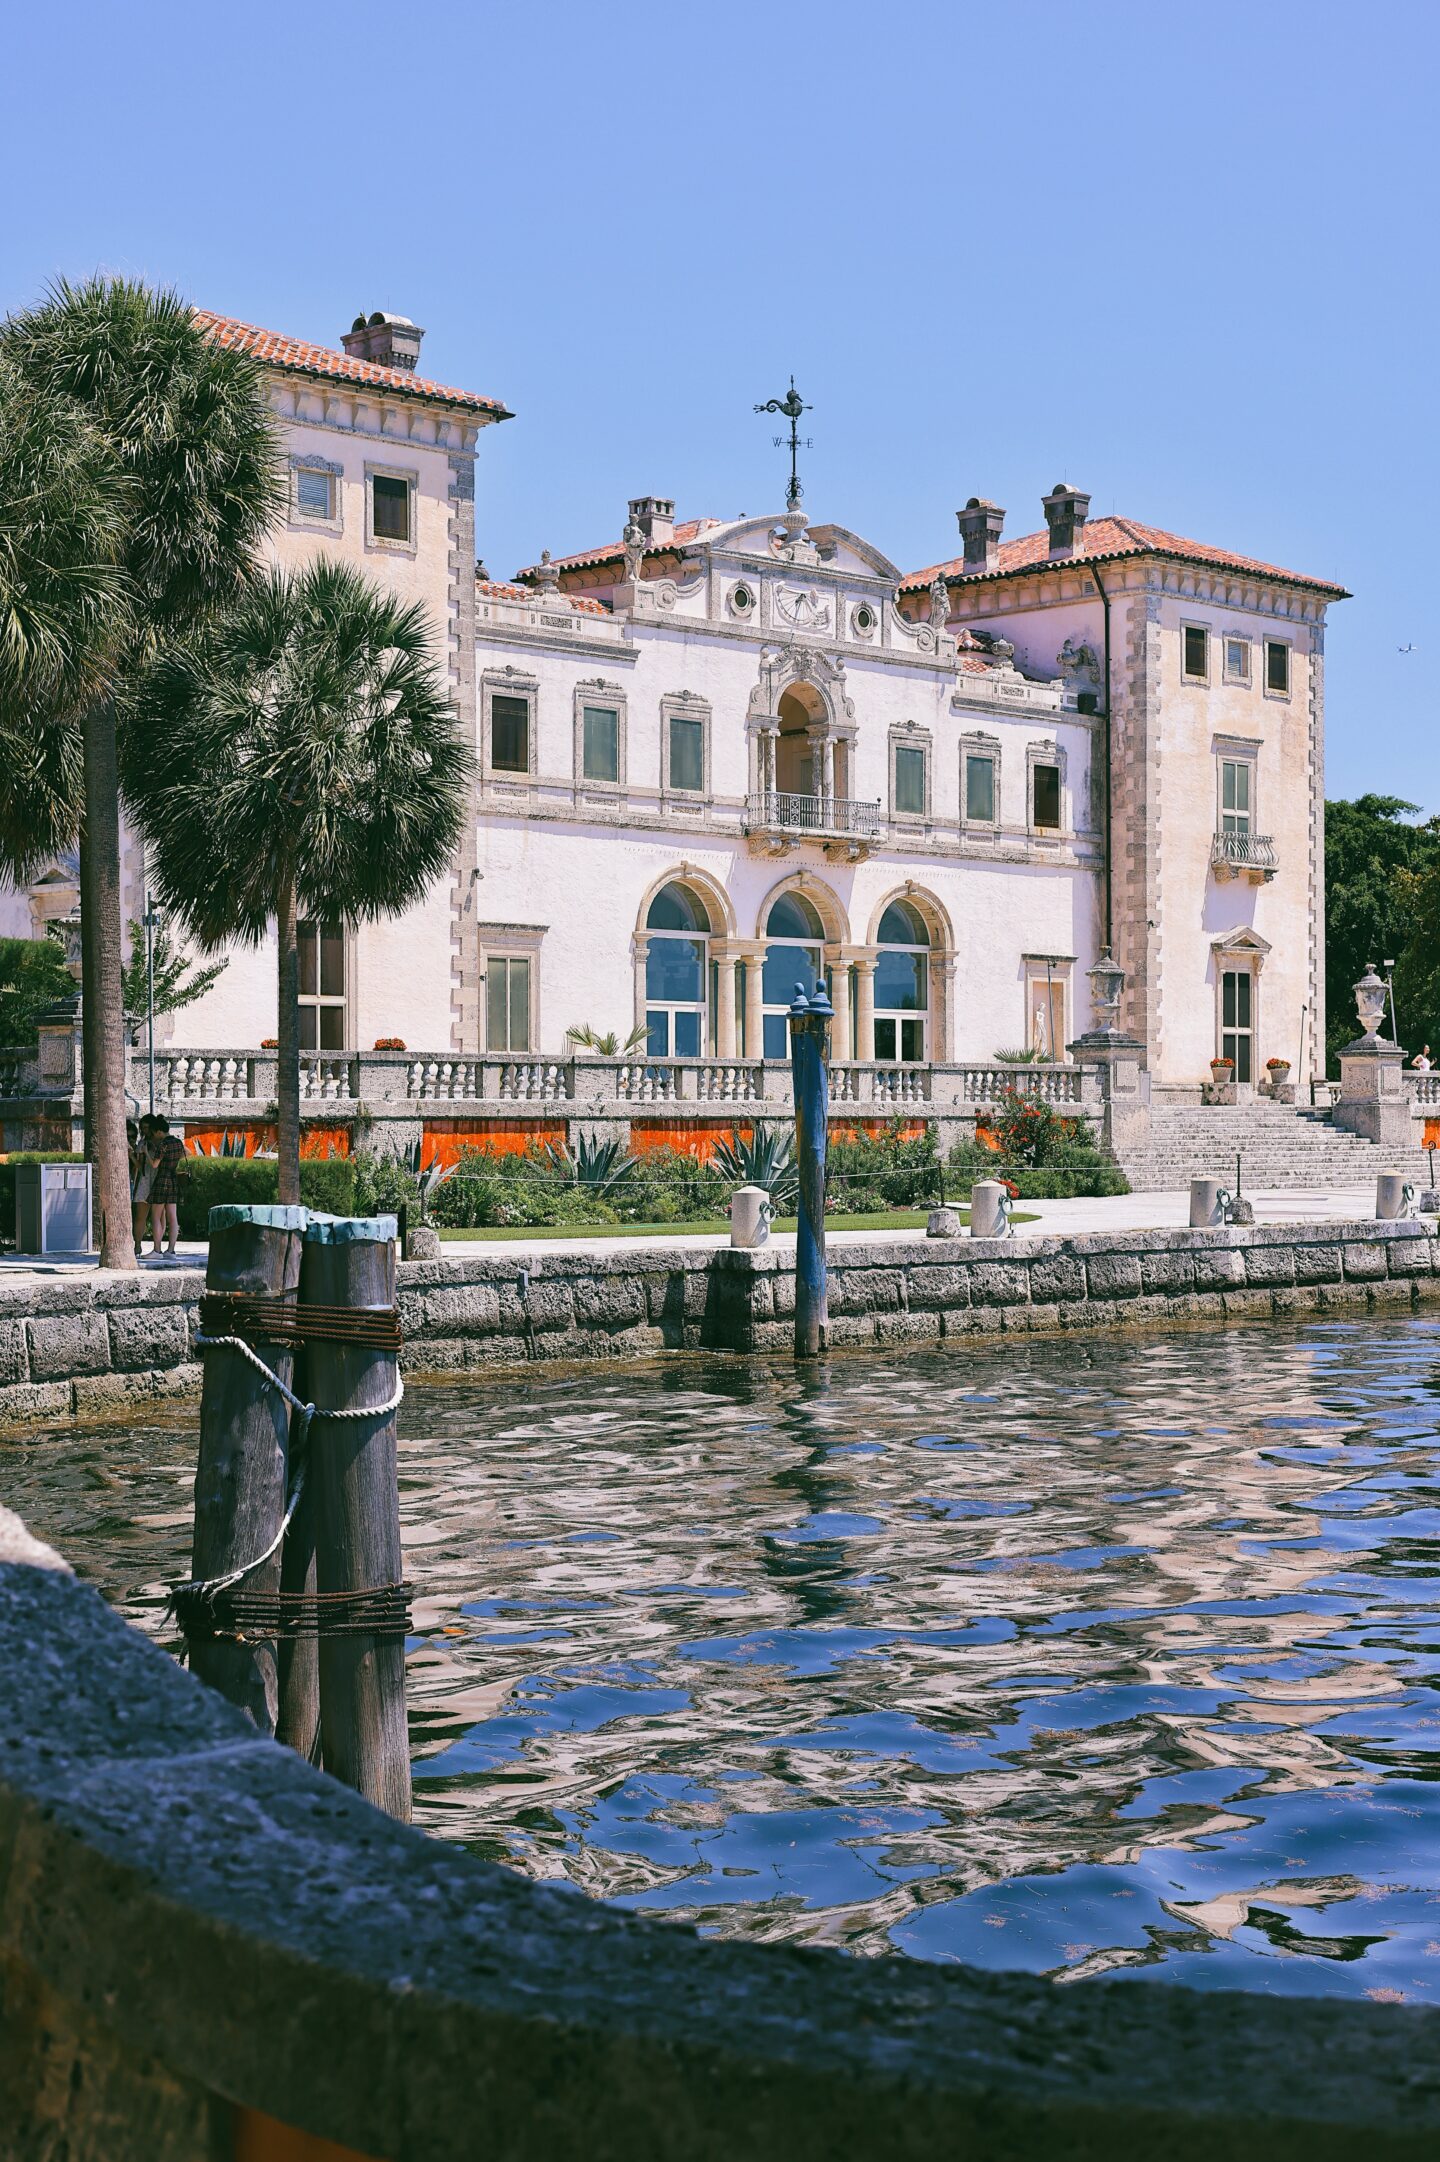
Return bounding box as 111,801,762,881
1210,1058,1233,1081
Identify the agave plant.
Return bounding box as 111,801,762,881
711,1125,799,1207
993,1045,1046,1064
196,1129,250,1157
542,1132,639,1195
399,1134,458,1221
566,1022,651,1057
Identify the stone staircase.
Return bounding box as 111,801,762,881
1115,1096,1436,1193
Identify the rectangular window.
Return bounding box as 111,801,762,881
1032,762,1061,830
964,752,996,823
1220,758,1252,835
1265,640,1290,693
1223,637,1250,683
669,714,704,793
894,745,926,816
486,956,531,1053
1221,968,1253,1083
581,705,619,783
490,694,530,774
297,920,345,1052
1183,625,1208,681
371,473,411,543
295,467,334,520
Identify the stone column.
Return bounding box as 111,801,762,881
854,957,877,1064
632,933,650,1045
936,954,958,1063
825,946,847,1063
1067,1027,1149,1159
807,727,828,813
735,943,766,1061
820,734,836,813
713,945,738,1060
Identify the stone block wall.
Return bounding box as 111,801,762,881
1,1222,1437,1429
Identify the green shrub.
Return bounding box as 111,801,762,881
827,1120,940,1213
351,1147,422,1221
946,1129,1128,1200
0,1152,84,1245
176,1153,356,1237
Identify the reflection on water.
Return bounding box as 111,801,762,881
7,1318,1440,1999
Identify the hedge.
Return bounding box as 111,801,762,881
177,1155,355,1237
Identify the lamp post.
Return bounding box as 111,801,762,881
1382,957,1398,1044
788,978,833,1358
144,892,161,1119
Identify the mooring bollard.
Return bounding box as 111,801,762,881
302,1213,412,1822
927,1205,964,1239
1376,1173,1416,1221
730,1184,774,1250
185,1203,306,1733
1190,1177,1224,1228
789,981,833,1358
969,1180,1011,1239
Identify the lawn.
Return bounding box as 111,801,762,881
436,1206,1037,1243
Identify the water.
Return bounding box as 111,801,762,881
7,1317,1440,2000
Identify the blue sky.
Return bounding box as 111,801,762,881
4,0,1434,806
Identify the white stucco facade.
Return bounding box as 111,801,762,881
3,312,1346,1096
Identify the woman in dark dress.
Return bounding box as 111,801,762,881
146,1122,186,1256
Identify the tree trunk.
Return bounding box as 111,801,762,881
276,876,302,1206
78,830,96,1167
82,698,136,1270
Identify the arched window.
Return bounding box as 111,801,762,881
645,883,710,1056
874,900,929,1063
761,890,825,1059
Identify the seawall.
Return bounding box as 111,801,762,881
1,1218,1437,1428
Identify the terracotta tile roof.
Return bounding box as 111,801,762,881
901,515,1348,599
516,519,722,581
194,310,512,419
477,577,610,617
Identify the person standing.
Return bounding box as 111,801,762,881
1412,1044,1433,1072
130,1116,157,1247
146,1121,186,1257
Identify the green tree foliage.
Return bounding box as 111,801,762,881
123,558,472,1204
120,917,227,1022
0,935,74,1044
1325,795,1440,1068
0,277,282,1265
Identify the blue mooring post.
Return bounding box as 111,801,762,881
789,978,833,1358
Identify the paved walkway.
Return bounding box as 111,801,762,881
0,1186,1396,1287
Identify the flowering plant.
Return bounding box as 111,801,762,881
260,1037,278,1049
373,1036,407,1050
1266,1056,1290,1070
1210,1055,1234,1070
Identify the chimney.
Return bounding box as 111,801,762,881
627,496,676,548
341,311,425,372
1041,483,1090,560
955,498,1005,573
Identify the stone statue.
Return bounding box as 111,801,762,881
929,575,949,629
1057,636,1101,695
536,550,561,598
622,516,646,585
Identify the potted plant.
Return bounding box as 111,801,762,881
1210,1055,1234,1079
373,1036,407,1051
1266,1056,1291,1079
566,1022,652,1057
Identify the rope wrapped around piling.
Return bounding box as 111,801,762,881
197,1291,403,1352
171,1579,413,1644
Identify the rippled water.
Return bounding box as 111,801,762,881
7,1317,1440,1999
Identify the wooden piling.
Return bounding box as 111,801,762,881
187,1203,306,1732
303,1214,411,1822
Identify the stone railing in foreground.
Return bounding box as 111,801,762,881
2,1220,1438,1428
3,1507,1438,2162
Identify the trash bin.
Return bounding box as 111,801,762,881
15,1161,93,1256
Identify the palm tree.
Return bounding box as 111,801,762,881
123,559,473,1202
1,279,280,1265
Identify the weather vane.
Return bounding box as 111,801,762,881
754,376,812,513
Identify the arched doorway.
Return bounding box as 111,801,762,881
761,889,825,1058
873,900,929,1062
644,882,711,1057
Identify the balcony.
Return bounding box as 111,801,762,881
1211,831,1278,884
743,790,883,859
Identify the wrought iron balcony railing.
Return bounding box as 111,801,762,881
744,791,883,841
1211,831,1278,881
